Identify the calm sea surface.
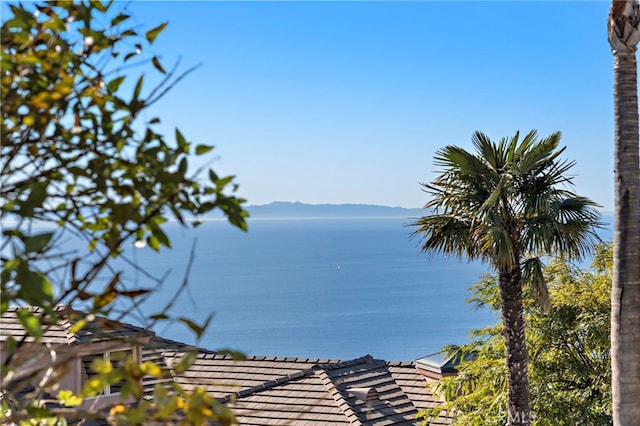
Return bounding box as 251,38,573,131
101,217,496,361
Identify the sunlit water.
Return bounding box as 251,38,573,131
28,215,612,361
97,218,494,360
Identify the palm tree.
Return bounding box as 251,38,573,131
412,130,601,426
608,1,640,424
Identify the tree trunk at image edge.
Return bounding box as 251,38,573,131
499,266,531,426
609,1,640,424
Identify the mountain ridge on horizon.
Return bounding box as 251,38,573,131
245,201,427,218
241,201,614,223
239,201,614,242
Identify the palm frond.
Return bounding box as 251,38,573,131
479,174,508,216
435,145,493,180
412,214,481,260
515,131,564,176
513,130,540,160
505,131,520,165
521,196,602,260
471,131,499,170
485,226,517,269
521,256,550,313
413,129,601,272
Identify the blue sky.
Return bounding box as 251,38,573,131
125,1,614,210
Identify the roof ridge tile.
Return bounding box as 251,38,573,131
388,360,416,367
315,368,364,425
319,354,381,371
218,366,317,404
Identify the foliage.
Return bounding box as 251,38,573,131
1,1,247,424
413,130,601,272
421,243,612,425
412,130,601,425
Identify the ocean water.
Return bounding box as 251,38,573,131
14,212,612,361
106,217,495,361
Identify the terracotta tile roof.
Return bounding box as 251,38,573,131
1,306,75,345
0,306,153,345
2,309,452,425
142,343,454,425
389,363,451,424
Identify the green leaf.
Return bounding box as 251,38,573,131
178,314,212,339
89,0,107,13
9,4,35,28
151,227,171,248
178,317,204,338
68,166,90,178
110,13,130,26
177,157,187,175
124,51,137,62
16,308,43,339
215,175,235,188
20,182,48,217
43,14,67,32
145,22,167,44
16,264,53,306
24,404,53,419
24,232,54,253
93,289,117,309
150,312,169,321
152,56,166,74
3,336,16,357
120,288,150,299
70,318,88,335
3,17,27,30
133,75,144,100
107,75,126,93
58,390,83,407
3,228,24,238
195,144,213,155
140,361,165,378
175,128,188,152
93,274,120,309
169,204,185,225
147,235,160,251
173,351,197,375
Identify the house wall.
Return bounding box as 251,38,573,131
1,340,141,410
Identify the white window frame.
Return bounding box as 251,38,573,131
80,348,135,396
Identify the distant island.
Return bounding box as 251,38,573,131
244,201,427,219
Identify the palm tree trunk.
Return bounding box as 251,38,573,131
611,50,640,424
498,266,531,426
609,1,640,424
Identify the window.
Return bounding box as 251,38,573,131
81,349,133,396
